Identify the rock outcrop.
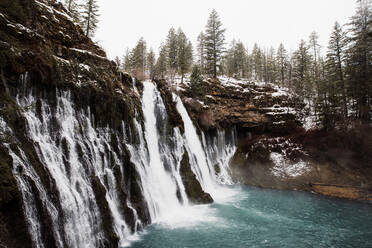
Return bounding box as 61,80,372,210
179,151,213,204
176,76,372,202
179,77,301,135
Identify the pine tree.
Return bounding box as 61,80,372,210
131,38,147,80
251,43,263,81
189,65,205,97
166,27,178,82
122,48,131,72
81,0,99,38
224,40,247,78
265,47,278,84
114,56,121,69
204,9,226,78
147,48,156,80
155,44,167,79
177,28,193,83
326,22,348,118
277,43,288,86
235,41,247,78
318,56,339,130
309,31,321,94
64,0,81,22
345,0,372,120
225,40,238,77
292,40,312,99
197,32,205,73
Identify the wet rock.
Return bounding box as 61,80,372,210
179,150,213,204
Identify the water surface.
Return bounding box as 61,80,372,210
129,186,372,248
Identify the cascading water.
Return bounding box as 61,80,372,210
2,76,238,248
131,81,184,221
174,94,238,200
14,89,138,247
202,129,237,185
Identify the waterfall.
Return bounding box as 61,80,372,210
174,94,237,199
2,77,237,248
129,81,184,221
13,88,134,247
202,128,237,185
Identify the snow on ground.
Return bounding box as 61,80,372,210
270,152,310,178
53,55,70,64
302,98,317,131
263,106,297,116
34,0,74,22
69,48,106,59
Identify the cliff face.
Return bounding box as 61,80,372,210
178,76,372,202
0,1,146,247
0,1,222,247
178,76,301,135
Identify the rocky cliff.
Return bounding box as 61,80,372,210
177,75,372,202
0,1,218,247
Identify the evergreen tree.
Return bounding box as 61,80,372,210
277,43,288,86
197,32,205,73
265,47,278,84
155,44,168,79
81,0,99,38
166,27,178,82
345,0,372,120
325,22,348,118
114,56,121,69
177,28,193,83
204,9,226,78
147,48,156,80
64,0,81,22
122,48,131,72
317,56,339,129
251,43,263,81
225,40,238,77
292,40,312,99
309,31,321,94
224,40,248,78
131,38,147,79
189,65,205,97
235,41,247,78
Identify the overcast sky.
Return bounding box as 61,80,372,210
95,0,357,59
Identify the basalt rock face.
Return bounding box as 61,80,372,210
230,127,372,201
179,77,301,135
180,150,213,204
177,76,372,202
0,1,148,247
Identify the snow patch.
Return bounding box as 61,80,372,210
70,48,106,60
270,152,310,178
53,56,70,64
80,64,91,71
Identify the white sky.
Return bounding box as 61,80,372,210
94,0,357,59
